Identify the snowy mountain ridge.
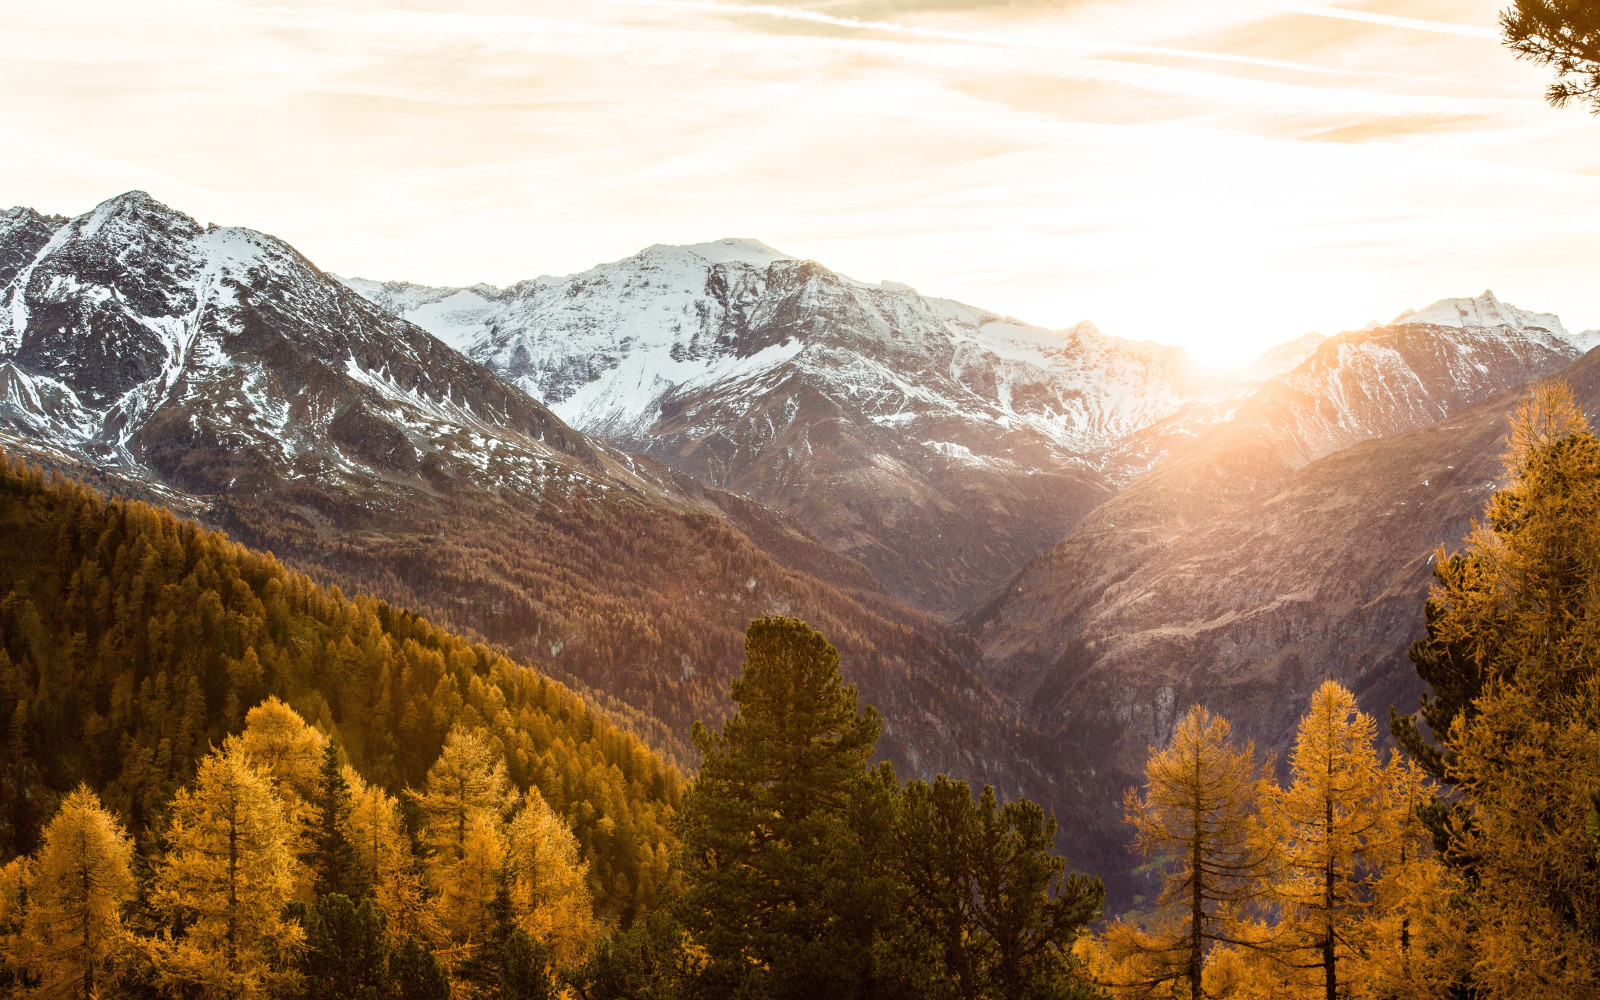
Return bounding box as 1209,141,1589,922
344,240,1596,616
342,243,1203,614
340,246,1197,467
0,191,643,506
0,192,1082,835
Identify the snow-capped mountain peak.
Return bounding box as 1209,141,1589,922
0,190,602,498
1392,290,1570,343
662,237,793,267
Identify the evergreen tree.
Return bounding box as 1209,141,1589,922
458,876,556,1000
568,910,701,1000
299,893,393,1000
392,936,452,1000
1115,705,1275,1000
309,742,365,900
499,929,555,1000
1389,568,1488,858
898,776,1104,1000
146,744,303,999
2,785,136,999
1501,0,1600,111
675,616,891,1000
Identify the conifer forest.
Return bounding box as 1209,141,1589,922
2,376,1599,998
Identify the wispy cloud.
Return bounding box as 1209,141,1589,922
1,0,1596,363
1285,4,1499,39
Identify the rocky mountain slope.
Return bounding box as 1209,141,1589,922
968,294,1600,866
345,244,1204,617
0,193,1064,828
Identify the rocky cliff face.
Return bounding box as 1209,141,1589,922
345,244,1202,617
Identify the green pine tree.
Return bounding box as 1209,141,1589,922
299,894,393,1000
499,929,555,1000
568,910,699,1000
456,873,556,1000
675,616,894,1000
391,937,451,1000
309,742,366,901
899,776,1104,1000
1389,568,1490,858
1501,0,1600,111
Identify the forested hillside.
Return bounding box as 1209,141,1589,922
0,455,679,921
0,192,1063,832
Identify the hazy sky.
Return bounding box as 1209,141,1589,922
4,0,1598,363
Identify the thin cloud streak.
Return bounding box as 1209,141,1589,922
1285,4,1499,38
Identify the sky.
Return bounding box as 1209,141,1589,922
3,0,1598,364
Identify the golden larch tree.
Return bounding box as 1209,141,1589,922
4,786,136,999
415,727,514,863
416,727,516,952
231,697,327,804
435,811,505,945
230,696,328,901
0,854,27,982
147,745,304,999
1114,705,1276,1000
505,787,596,967
1261,680,1406,1000
1408,382,1600,998
343,765,434,945
1341,754,1449,1000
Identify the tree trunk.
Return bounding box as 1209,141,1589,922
1399,840,1411,973
228,789,241,975
1191,752,1205,1000
81,827,93,1000
1324,796,1336,1000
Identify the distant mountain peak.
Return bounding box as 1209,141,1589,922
637,238,794,269
1391,290,1568,341
86,188,186,222
71,190,204,249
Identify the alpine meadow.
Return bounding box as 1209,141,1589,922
2,0,1600,998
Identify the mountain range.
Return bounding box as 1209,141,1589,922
6,190,1596,903
344,244,1203,618
0,193,1049,822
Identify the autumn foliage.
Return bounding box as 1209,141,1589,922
1095,382,1600,999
